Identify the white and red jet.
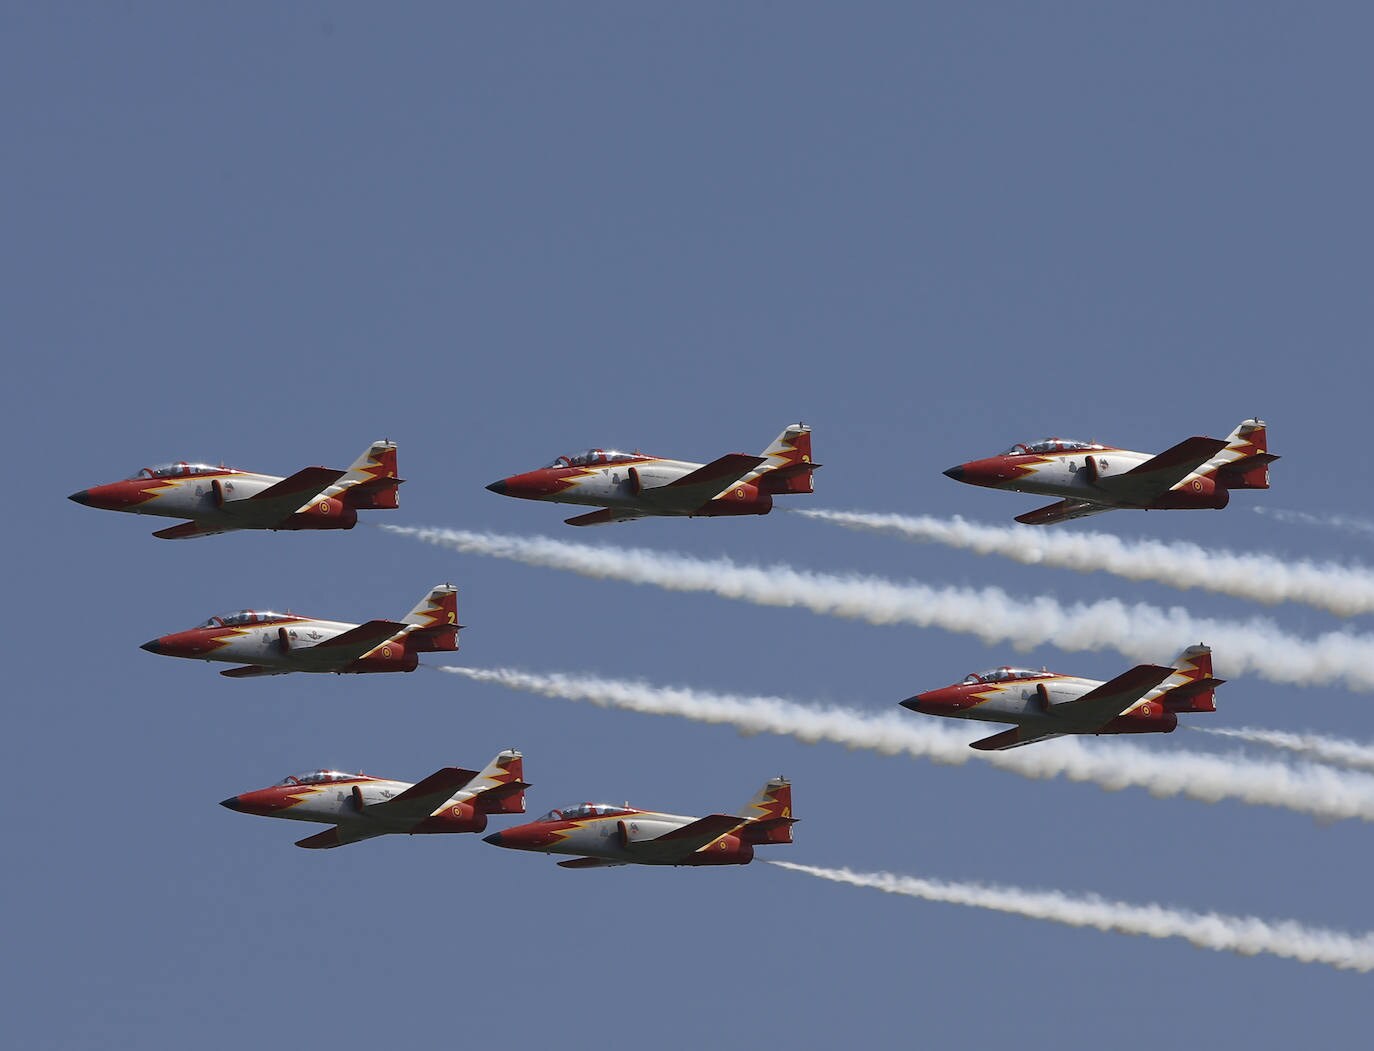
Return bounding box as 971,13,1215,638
485,424,817,526
221,750,529,849
69,440,401,539
944,420,1276,525
482,777,795,869
140,584,459,678
901,645,1222,750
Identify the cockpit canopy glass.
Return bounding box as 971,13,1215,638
127,462,229,479
997,439,1106,456
275,770,366,786
196,609,291,628
537,802,636,822
961,667,1047,685
540,449,640,469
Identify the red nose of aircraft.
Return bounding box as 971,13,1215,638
943,458,1017,487
901,686,976,715
485,472,563,500
220,789,297,816
140,630,220,658
483,824,557,850
68,482,147,510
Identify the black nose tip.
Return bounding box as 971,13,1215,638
942,466,964,482
68,490,92,505
220,797,243,811
140,640,163,654
482,832,504,846
899,696,923,713
485,480,507,496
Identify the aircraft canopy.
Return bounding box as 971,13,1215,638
128,462,230,479
961,667,1048,684
998,439,1107,456
537,802,636,822
275,770,367,786
196,610,293,627
541,449,641,469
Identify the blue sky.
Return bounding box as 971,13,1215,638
5,5,1373,1047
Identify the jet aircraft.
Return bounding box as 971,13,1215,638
140,584,459,677
485,424,817,526
482,777,795,868
221,750,528,849
943,419,1276,525
901,645,1222,750
69,440,401,538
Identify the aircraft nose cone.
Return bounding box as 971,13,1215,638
485,480,508,496
942,466,964,482
140,639,165,655
220,796,244,812
900,695,928,714
68,489,92,505
482,832,504,847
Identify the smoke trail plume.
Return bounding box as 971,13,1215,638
769,861,1374,973
1193,726,1374,774
388,525,1374,692
440,665,1374,824
1253,506,1374,540
797,508,1374,617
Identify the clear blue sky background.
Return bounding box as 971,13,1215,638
5,5,1372,1047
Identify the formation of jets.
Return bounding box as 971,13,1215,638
73,420,1277,868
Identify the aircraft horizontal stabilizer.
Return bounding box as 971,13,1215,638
473,781,532,814
557,857,627,869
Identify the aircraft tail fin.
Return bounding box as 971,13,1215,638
466,749,529,814
334,441,402,509
1160,644,1223,713
401,584,459,652
752,423,818,495
735,777,795,844
1214,419,1277,490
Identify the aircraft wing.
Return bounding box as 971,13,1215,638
287,619,408,670
565,508,650,527
638,454,767,512
1048,664,1177,729
364,767,480,824
153,521,234,540
557,857,628,869
220,665,295,678
295,825,387,850
1093,436,1229,505
1015,499,1117,526
219,466,346,526
625,813,746,862
970,726,1067,751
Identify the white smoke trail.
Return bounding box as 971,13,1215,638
796,508,1374,617
440,665,1374,825
769,861,1374,973
1253,506,1374,540
1193,726,1374,774
388,525,1374,692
